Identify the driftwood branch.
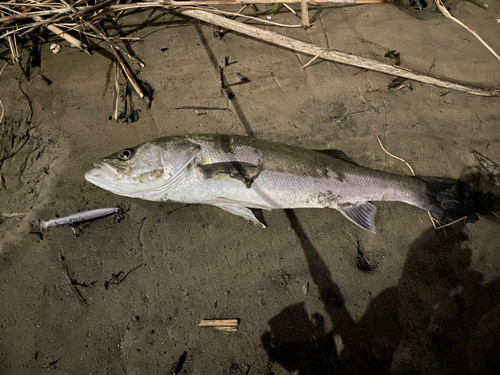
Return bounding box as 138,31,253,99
179,8,500,97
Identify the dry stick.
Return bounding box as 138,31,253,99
283,4,297,15
113,61,121,120
111,44,145,98
44,23,89,52
434,0,500,63
178,8,500,97
301,0,310,29
6,34,20,61
2,10,21,62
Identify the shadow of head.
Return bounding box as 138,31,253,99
396,225,500,375
261,302,336,374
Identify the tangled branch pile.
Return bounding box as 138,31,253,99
0,0,378,53
1,0,499,99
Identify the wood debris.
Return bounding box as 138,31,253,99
199,319,239,332
0,0,498,98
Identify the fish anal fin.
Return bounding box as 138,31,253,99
338,202,377,234
212,203,267,228
316,149,359,165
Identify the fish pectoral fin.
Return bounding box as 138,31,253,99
161,150,200,193
212,203,267,228
198,162,262,188
338,202,377,234
315,149,359,165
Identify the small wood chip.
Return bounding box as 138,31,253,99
199,319,239,327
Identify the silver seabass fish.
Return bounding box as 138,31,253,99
84,134,477,233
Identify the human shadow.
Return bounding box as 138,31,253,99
395,226,500,375
262,210,402,374
262,212,500,374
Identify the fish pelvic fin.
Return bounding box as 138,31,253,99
338,202,377,234
212,203,267,228
419,177,478,224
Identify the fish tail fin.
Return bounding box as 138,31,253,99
419,177,478,224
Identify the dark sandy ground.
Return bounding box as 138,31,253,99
1,3,500,374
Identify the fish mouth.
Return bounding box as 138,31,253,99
84,162,121,189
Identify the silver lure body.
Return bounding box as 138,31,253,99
85,134,433,233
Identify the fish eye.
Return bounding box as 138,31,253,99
118,149,134,161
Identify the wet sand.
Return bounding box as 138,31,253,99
1,3,500,374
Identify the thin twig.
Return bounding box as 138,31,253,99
377,136,415,176
301,50,324,69
434,0,500,63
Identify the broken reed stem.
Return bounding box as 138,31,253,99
179,9,500,96
111,44,145,98
434,0,500,63
113,61,121,120
45,23,89,52
7,35,20,62
301,0,310,29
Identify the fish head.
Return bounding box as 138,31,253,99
84,137,200,199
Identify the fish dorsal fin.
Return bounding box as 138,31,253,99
316,149,359,165
198,162,262,189
338,202,377,234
